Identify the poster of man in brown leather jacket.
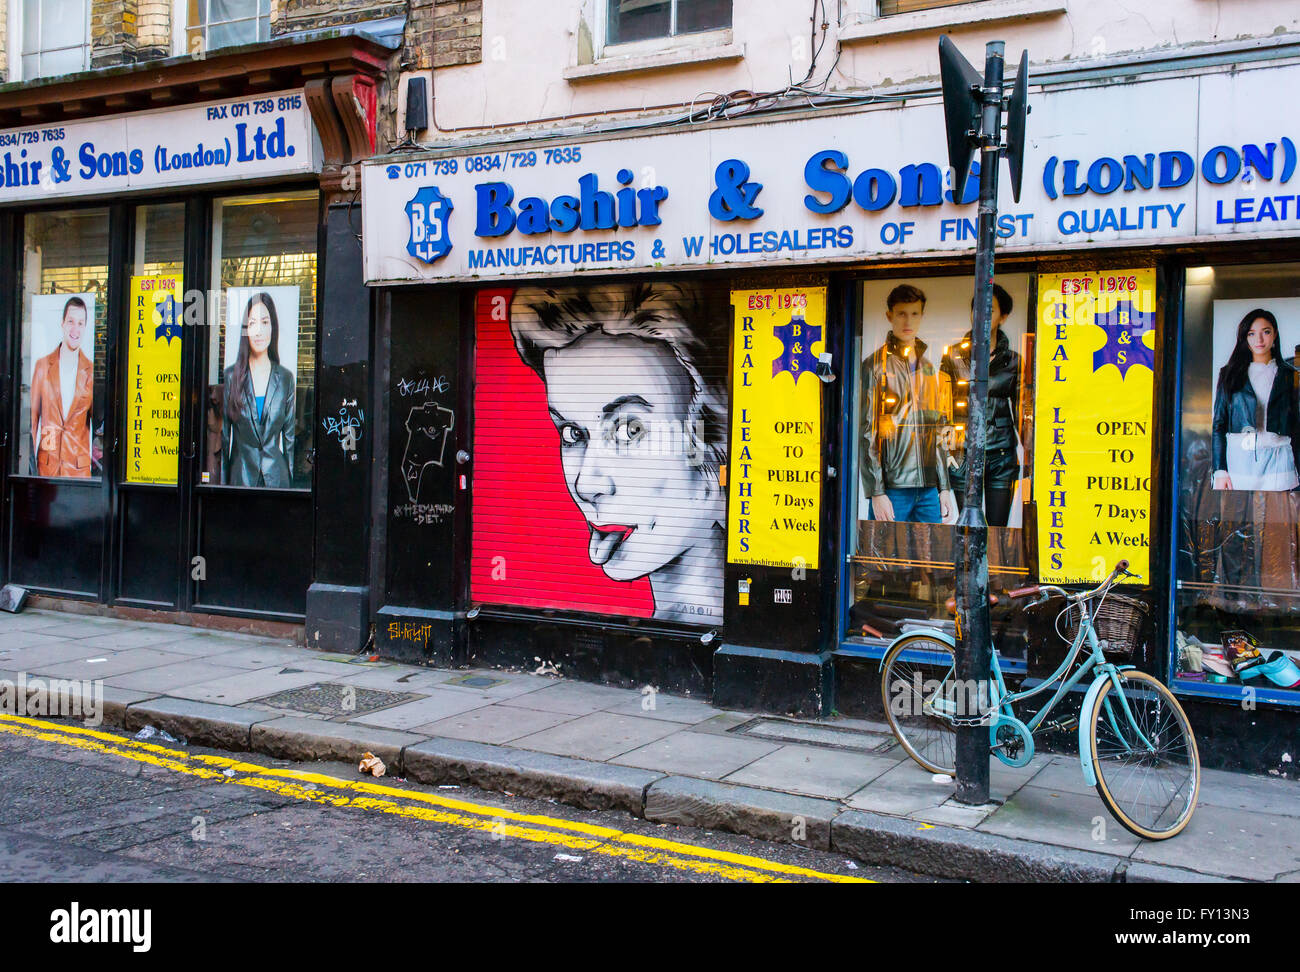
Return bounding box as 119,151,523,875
29,294,96,479
859,284,956,524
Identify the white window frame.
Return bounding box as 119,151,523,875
596,0,733,61
8,0,92,83
174,0,271,58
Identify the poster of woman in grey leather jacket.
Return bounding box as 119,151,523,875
221,290,299,488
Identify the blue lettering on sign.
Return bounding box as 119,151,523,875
800,150,977,215
474,170,668,238
1043,138,1295,199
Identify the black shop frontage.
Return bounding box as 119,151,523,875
0,34,391,631
354,54,1300,773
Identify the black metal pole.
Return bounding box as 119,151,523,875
953,40,1005,806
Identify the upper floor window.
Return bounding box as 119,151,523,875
19,0,91,79
187,0,271,54
606,0,731,46
879,0,986,14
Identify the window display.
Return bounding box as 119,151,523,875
848,273,1034,646
1176,263,1300,698
203,191,316,489
16,208,110,479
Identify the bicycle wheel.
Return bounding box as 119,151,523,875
1087,669,1199,840
880,633,959,775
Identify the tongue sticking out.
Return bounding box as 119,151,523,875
589,526,631,566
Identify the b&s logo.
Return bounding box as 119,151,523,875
406,186,453,264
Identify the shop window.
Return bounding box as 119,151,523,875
15,209,110,480
186,0,270,55
847,273,1035,659
878,0,987,15
606,0,731,46
19,0,91,79
203,191,317,490
1175,263,1300,700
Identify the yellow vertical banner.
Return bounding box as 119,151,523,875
727,287,825,570
125,274,183,485
1034,269,1157,584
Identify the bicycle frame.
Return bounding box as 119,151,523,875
883,582,1157,778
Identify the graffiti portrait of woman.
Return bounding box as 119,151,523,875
473,282,728,625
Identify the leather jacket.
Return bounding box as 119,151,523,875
859,333,950,496
222,362,296,488
30,346,94,478
941,327,1023,489
1211,360,1300,474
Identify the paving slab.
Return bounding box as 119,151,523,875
34,648,190,680
348,689,495,730
1196,767,1300,818
16,619,142,639
200,645,313,671
979,784,1144,855
613,730,781,780
250,716,424,771
644,776,841,850
412,705,573,744
724,743,898,799
105,660,246,693
167,667,324,705
335,667,458,693
601,691,719,724
404,737,664,814
846,761,956,816
497,679,640,716
124,698,274,751
910,799,999,828
0,640,117,670
430,669,554,700
0,629,83,653
74,628,195,651
1128,802,1300,881
509,710,680,761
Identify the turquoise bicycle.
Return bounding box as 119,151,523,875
879,560,1199,840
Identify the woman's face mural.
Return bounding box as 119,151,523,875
542,328,721,584
470,282,727,624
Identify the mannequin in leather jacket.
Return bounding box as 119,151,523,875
940,284,1023,527
859,284,955,524
222,293,296,488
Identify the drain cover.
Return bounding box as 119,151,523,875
729,717,898,754
252,682,422,717
444,674,508,689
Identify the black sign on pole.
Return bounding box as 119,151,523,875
938,35,1030,806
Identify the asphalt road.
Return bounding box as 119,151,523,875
0,715,943,883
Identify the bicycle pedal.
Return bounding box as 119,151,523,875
1044,716,1078,733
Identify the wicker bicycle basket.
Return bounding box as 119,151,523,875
1062,592,1150,655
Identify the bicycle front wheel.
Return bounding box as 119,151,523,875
1088,669,1199,840
880,633,959,776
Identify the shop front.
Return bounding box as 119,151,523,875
361,52,1300,769
0,36,390,629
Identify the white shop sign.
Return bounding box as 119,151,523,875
0,90,319,204
362,60,1300,285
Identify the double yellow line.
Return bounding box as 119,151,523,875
0,714,871,884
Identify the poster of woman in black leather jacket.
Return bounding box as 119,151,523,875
1211,308,1300,493
940,283,1025,527
221,290,298,488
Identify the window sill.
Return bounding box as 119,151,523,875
564,41,745,83
841,0,1066,43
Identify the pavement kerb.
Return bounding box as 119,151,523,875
57,703,1238,883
